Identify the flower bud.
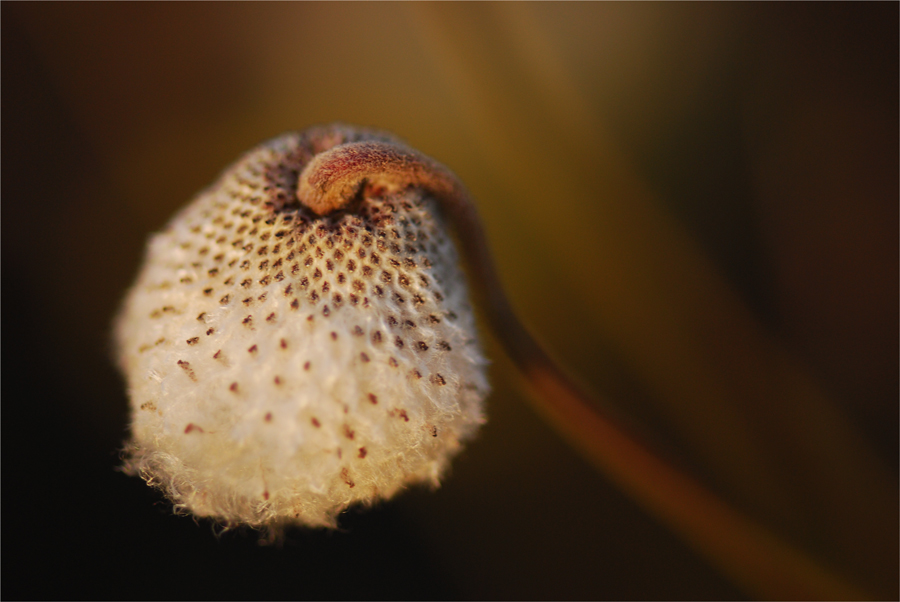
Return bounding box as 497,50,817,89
115,125,489,528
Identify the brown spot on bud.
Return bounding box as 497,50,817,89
177,360,197,382
340,467,355,488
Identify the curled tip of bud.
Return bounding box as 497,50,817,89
297,139,464,217
295,146,363,215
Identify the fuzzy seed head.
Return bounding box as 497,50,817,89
115,126,489,529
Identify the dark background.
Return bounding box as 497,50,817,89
3,3,897,600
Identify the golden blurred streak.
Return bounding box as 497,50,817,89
412,3,896,598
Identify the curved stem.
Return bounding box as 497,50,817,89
297,138,871,600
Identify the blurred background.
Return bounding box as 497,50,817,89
3,3,897,599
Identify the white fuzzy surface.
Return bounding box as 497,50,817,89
115,130,489,529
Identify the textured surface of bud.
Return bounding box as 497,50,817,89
115,125,489,528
